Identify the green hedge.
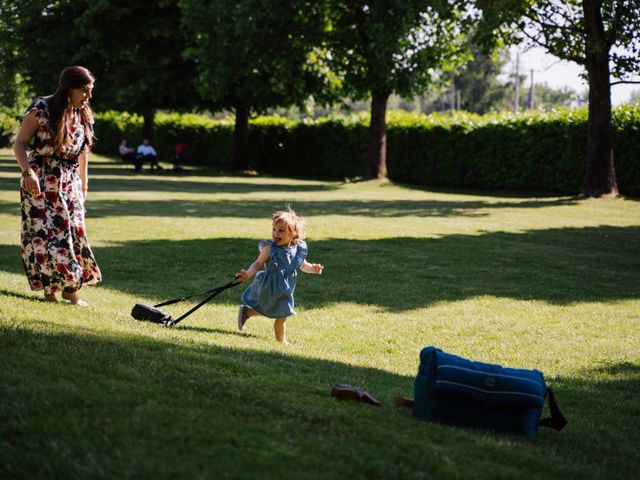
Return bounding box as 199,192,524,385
0,111,18,148
386,110,590,193
92,106,640,195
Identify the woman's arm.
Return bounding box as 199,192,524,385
79,151,89,198
300,259,324,275
13,112,41,197
236,245,271,281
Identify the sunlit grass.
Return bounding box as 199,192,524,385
1,149,639,478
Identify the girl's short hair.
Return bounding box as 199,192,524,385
272,206,306,244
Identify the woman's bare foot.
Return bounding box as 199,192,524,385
62,291,88,307
43,292,58,302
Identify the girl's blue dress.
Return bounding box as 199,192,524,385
241,239,308,318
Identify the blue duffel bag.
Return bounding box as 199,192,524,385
413,347,567,438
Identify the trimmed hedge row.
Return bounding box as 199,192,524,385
0,111,17,148
90,105,640,196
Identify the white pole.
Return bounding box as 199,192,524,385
514,51,520,113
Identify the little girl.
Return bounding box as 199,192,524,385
235,206,324,343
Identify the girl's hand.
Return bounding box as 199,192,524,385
311,263,324,275
22,172,41,198
236,270,250,282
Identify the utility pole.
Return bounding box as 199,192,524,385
456,89,461,111
514,51,520,113
528,69,535,109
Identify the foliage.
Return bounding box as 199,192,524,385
93,106,640,195
325,1,474,100
0,0,87,96
0,0,200,141
518,0,640,80
0,111,18,148
484,0,640,196
529,83,578,110
92,110,144,158
1,149,639,478
0,71,33,118
178,0,332,112
420,44,512,114
74,0,200,115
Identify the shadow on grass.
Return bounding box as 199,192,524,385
0,324,638,478
0,196,583,220
0,155,584,215
0,175,337,197
1,225,638,309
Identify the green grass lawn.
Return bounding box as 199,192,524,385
1,148,639,479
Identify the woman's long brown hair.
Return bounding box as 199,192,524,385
47,66,95,155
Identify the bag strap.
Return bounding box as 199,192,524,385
539,388,568,431
154,288,218,308
171,278,242,326
153,278,239,308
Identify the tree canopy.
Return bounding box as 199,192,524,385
324,1,487,178
179,0,335,168
0,0,200,141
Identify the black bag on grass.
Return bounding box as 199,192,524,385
131,303,174,326
130,278,240,327
413,346,567,438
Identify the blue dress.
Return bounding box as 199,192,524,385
241,240,308,318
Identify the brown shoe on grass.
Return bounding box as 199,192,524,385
331,384,381,406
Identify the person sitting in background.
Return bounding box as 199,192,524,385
136,138,162,171
172,142,189,173
118,138,142,172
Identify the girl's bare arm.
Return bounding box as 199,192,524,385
236,245,271,281
301,259,323,275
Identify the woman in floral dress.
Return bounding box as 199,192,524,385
13,66,101,306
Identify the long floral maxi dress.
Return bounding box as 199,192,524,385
20,97,101,294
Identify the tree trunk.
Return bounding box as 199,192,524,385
143,109,156,145
232,103,250,170
582,1,619,197
365,89,390,180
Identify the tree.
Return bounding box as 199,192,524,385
419,45,511,114
75,0,200,142
325,1,481,180
179,0,333,169
454,46,512,114
0,0,87,100
529,83,577,109
0,5,33,115
495,0,640,197
0,0,200,143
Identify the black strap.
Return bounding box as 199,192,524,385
539,388,567,431
154,287,220,308
153,278,240,308
171,279,241,325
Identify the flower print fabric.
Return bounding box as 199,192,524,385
20,97,101,293
241,239,308,318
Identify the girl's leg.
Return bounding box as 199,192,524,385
274,318,288,344
237,306,261,330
